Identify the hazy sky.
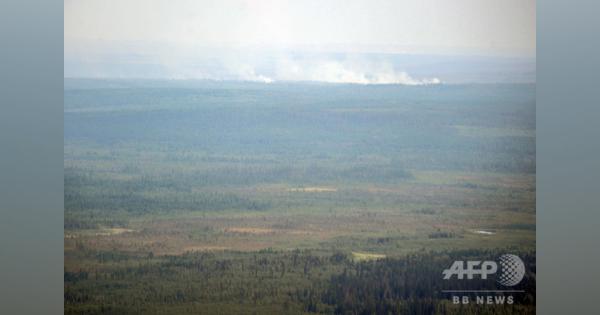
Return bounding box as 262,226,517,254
65,0,536,83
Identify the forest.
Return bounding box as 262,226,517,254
65,79,535,314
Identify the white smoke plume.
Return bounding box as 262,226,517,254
274,57,440,85
209,57,441,85
65,43,442,85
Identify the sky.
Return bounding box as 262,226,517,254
64,0,536,84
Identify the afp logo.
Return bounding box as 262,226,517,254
442,254,526,286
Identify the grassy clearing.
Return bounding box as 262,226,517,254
351,251,387,261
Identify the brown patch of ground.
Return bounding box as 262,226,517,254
225,227,276,235
183,245,230,252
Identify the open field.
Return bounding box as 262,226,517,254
65,165,535,261
65,80,535,314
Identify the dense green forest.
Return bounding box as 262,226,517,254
65,80,535,314
65,249,535,315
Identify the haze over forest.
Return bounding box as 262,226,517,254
64,1,536,314
65,0,535,84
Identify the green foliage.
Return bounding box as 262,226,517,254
64,80,536,314
65,249,535,315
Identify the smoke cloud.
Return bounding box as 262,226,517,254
157,53,442,85
65,45,445,85
273,57,440,85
